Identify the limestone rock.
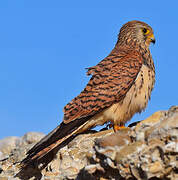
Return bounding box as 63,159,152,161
21,132,45,145
0,106,177,180
0,136,21,160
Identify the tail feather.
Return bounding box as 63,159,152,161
29,120,88,162
21,116,92,168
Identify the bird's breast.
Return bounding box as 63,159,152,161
102,64,155,125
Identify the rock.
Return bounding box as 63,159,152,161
0,136,21,159
0,106,177,179
0,132,45,178
0,132,44,159
21,132,45,145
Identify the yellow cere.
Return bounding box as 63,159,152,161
148,33,154,39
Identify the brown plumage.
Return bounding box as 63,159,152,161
21,20,156,168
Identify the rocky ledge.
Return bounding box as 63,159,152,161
0,106,177,180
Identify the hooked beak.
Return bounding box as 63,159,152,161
151,37,156,44
150,34,156,44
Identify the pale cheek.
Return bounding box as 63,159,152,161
145,39,151,47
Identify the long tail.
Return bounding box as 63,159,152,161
21,116,92,168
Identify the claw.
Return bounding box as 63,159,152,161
107,123,130,132
113,125,130,132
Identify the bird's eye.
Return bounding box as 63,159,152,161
142,28,149,34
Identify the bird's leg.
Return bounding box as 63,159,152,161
107,122,130,132
113,124,128,132
108,122,130,132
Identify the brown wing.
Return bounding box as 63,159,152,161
63,50,143,123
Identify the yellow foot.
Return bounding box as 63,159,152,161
113,125,130,132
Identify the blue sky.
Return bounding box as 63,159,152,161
0,1,178,139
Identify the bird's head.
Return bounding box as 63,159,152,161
118,20,155,48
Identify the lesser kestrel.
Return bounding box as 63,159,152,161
21,20,156,167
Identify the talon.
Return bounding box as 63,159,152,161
107,123,130,132
113,125,130,132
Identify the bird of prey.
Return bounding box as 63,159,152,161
21,20,155,168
